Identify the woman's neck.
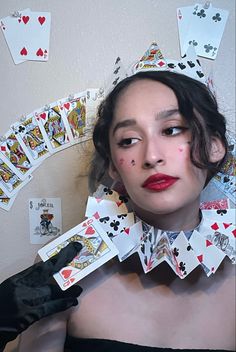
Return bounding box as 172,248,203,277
132,198,201,232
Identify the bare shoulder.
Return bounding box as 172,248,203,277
68,258,235,350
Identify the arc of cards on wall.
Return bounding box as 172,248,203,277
0,88,104,211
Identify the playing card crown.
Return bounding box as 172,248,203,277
110,41,209,92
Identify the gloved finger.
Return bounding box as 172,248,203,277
49,283,83,300
18,242,82,287
49,242,82,274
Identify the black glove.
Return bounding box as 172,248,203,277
0,242,82,350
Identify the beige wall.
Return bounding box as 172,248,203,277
0,0,235,350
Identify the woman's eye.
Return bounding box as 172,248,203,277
163,126,186,136
117,138,139,147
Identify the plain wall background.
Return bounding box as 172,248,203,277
0,1,235,350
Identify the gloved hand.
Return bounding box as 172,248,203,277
0,242,82,350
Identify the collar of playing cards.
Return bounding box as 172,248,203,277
85,184,236,279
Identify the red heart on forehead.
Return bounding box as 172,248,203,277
22,16,29,24
40,112,46,120
61,269,72,279
36,48,44,57
85,226,95,235
64,103,70,110
38,16,46,25
20,47,27,56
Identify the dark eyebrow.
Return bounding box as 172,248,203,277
156,109,180,120
112,109,181,135
112,119,136,135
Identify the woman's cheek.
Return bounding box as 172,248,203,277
116,156,137,169
176,142,191,162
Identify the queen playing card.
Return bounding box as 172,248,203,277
38,217,119,290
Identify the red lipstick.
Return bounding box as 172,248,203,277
142,173,179,191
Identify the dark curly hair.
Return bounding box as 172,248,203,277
89,70,228,191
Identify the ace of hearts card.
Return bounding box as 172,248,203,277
38,217,119,290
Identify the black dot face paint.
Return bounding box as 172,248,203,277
131,159,136,166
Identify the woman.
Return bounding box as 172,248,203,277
19,71,235,351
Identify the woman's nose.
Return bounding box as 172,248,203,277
142,139,165,169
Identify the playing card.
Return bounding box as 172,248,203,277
0,187,17,211
11,113,50,165
104,56,127,93
1,9,51,64
199,218,236,263
59,92,87,144
171,231,200,278
0,157,32,197
200,198,230,210
0,129,37,179
213,174,236,205
213,133,236,204
189,229,226,276
166,44,205,83
178,3,229,59
93,184,130,205
85,196,129,218
97,212,135,239
29,198,62,244
38,217,119,290
0,9,30,64
112,220,143,261
138,229,180,274
85,88,104,134
133,42,167,73
34,101,72,154
202,208,235,224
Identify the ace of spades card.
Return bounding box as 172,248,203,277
29,198,62,244
38,217,118,290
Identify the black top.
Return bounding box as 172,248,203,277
64,336,230,352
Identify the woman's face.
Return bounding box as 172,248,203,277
108,79,207,219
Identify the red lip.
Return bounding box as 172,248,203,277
142,173,179,191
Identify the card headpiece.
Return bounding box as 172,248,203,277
106,41,209,94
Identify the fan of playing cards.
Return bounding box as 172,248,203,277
38,184,235,290
0,88,104,211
